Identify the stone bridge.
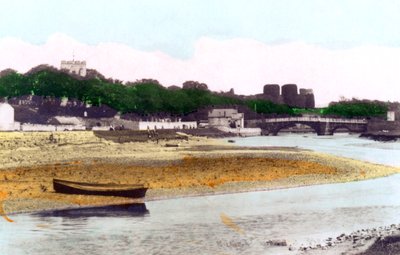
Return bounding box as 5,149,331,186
258,117,368,135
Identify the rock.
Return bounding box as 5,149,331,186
266,239,287,246
165,143,179,147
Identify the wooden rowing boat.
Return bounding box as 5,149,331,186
53,178,148,198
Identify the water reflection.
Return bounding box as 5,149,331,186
3,176,400,254
33,203,149,219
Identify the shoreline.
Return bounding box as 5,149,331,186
360,130,400,142
0,131,399,212
2,131,400,254
300,222,400,255
4,172,399,216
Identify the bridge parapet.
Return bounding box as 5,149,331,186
263,117,367,124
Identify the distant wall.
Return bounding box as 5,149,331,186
92,126,111,131
81,118,196,130
137,121,197,130
0,122,20,131
216,126,261,137
20,124,86,131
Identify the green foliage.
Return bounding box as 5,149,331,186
0,71,29,97
292,108,324,115
323,101,388,118
0,69,290,115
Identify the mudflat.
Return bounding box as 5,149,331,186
0,131,399,215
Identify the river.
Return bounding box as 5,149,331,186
1,134,400,255
231,133,400,166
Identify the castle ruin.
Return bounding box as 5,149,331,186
60,60,87,77
261,84,315,108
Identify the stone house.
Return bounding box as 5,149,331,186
208,109,244,128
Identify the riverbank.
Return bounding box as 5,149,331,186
300,223,400,255
360,130,400,141
0,131,399,216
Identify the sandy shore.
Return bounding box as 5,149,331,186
0,131,398,216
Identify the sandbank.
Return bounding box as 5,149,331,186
0,131,398,215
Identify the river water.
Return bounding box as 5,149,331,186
1,134,400,255
231,133,400,166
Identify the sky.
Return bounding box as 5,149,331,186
1,0,400,106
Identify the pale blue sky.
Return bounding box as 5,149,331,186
1,0,400,58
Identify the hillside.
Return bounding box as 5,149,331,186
0,66,389,119
0,66,293,116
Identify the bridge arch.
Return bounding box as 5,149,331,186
330,125,353,134
272,122,320,135
259,117,367,136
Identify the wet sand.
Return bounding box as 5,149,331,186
0,131,398,216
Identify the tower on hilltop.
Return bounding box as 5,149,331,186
60,56,87,77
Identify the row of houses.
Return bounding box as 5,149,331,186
0,102,262,135
0,102,198,131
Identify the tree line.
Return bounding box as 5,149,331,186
0,68,388,118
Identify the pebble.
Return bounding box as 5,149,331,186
297,223,400,253
265,239,287,246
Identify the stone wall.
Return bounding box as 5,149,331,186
215,126,261,137
20,124,86,131
137,121,197,130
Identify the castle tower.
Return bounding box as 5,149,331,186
281,84,298,107
262,84,282,104
299,89,315,108
60,60,87,77
263,84,280,98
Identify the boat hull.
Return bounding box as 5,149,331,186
53,179,148,198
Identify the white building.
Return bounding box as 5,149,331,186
60,60,87,77
136,120,197,130
208,109,244,128
0,103,17,131
387,111,395,121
